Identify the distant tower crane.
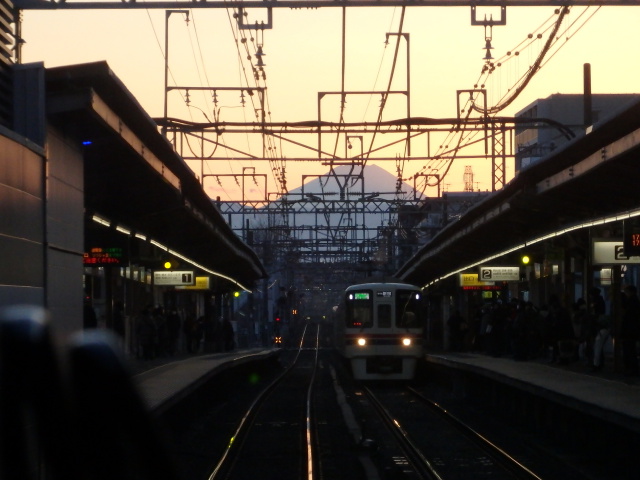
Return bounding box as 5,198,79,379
464,166,474,192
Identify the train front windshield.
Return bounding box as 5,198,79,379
345,291,373,328
396,290,421,328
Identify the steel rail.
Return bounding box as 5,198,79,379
305,325,321,480
362,385,442,480
207,323,322,480
406,386,543,480
206,324,310,480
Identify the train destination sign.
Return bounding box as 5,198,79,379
153,271,196,286
353,292,370,300
478,266,520,281
376,291,392,298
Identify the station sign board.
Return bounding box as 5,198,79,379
153,271,196,286
592,240,640,265
83,246,124,265
478,266,520,281
460,273,488,286
459,273,502,291
176,276,211,290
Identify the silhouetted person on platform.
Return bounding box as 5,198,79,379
621,285,640,376
183,314,204,353
447,310,465,351
113,301,125,339
588,289,611,372
83,300,98,329
136,306,156,360
591,287,605,314
549,295,576,364
166,309,181,355
222,318,235,351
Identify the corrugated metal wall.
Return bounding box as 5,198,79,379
0,134,45,306
0,0,13,128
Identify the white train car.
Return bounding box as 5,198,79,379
335,282,424,381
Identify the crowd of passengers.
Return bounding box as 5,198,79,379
83,302,238,363
447,285,640,376
133,305,236,360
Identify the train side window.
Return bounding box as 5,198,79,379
378,304,391,328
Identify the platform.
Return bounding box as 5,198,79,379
132,348,281,413
130,346,640,435
425,351,640,434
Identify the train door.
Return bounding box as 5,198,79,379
378,303,392,329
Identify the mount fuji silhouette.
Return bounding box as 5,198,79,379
232,164,424,233
228,165,424,238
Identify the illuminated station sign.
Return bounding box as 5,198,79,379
176,276,211,290
154,271,196,286
478,266,520,282
459,273,502,291
593,239,640,265
83,247,124,265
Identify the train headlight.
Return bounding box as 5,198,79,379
402,338,412,346
357,338,367,346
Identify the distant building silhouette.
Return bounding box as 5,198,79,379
515,93,640,174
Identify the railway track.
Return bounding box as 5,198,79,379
360,382,598,480
362,384,541,479
205,323,366,480
164,340,593,480
206,324,318,479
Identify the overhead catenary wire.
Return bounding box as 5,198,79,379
219,5,285,196
150,5,599,201
405,5,596,189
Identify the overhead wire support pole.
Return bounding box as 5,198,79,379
491,120,508,191
385,32,411,156
236,6,273,29
317,90,409,161
457,88,488,148
163,9,189,137
203,173,268,205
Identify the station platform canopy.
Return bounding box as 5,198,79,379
396,97,640,287
44,61,266,291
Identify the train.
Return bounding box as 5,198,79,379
334,282,425,380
